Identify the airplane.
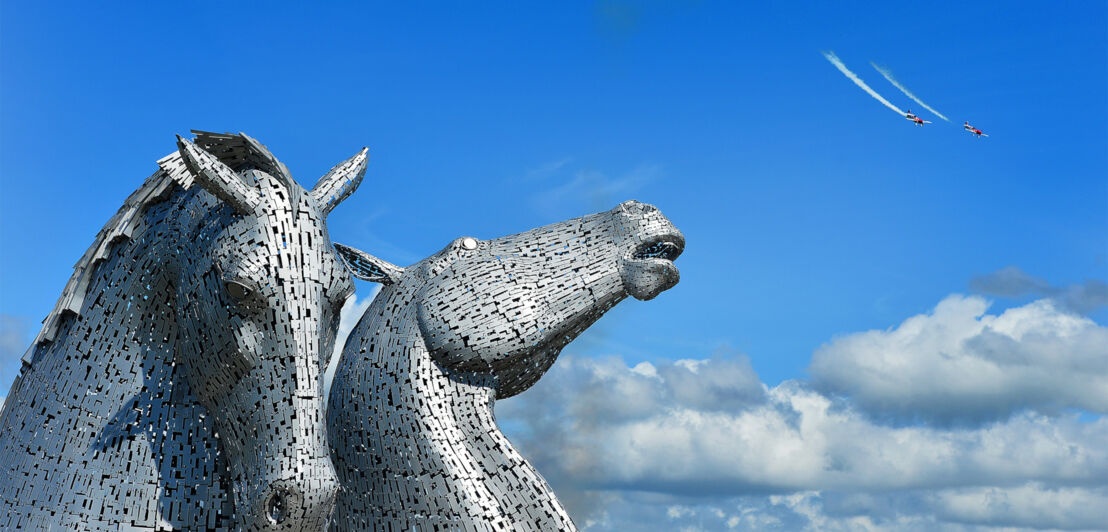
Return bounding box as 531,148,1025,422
905,110,931,126
964,121,988,137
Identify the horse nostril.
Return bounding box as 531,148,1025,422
266,489,289,525
252,471,334,528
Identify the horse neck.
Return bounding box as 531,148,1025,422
0,189,200,448
337,307,577,530
0,189,236,528
26,201,184,386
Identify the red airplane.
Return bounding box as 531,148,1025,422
963,121,988,138
905,110,931,126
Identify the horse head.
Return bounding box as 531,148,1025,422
172,132,364,529
336,200,683,398
328,200,682,528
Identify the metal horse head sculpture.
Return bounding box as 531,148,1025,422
0,131,366,530
328,200,684,530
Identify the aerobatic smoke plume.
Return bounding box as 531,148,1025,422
822,51,906,116
871,62,950,121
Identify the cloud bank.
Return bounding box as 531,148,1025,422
496,294,1108,531
811,295,1108,424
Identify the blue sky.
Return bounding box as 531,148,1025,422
2,2,1106,530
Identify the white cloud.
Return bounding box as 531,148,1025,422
810,295,1108,423
509,372,1107,494
929,484,1108,530
624,485,1108,532
496,295,1108,530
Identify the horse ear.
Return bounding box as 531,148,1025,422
176,136,261,215
310,148,368,217
334,243,403,285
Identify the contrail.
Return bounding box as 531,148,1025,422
822,51,905,116
871,62,950,122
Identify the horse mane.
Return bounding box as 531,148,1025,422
23,130,290,367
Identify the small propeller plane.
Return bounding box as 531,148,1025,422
905,110,931,126
963,121,988,138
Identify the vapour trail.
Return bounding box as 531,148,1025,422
822,51,906,116
871,62,950,121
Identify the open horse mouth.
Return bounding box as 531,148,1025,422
633,239,683,261
622,233,684,301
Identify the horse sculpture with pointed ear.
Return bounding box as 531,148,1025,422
327,200,684,530
0,131,366,530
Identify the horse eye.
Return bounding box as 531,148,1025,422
225,280,253,301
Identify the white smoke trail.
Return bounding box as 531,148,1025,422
822,51,906,116
871,62,950,122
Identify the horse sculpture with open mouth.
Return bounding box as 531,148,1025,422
328,200,684,531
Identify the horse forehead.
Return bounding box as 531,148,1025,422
242,169,324,218
258,247,347,283
482,228,612,257
493,213,614,247
212,216,347,288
